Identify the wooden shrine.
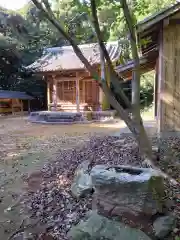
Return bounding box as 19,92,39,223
27,42,121,112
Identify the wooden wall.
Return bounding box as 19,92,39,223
47,75,100,111
56,77,76,103
159,23,180,131
56,78,99,105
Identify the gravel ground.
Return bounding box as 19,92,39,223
22,135,180,240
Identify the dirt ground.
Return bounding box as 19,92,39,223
0,116,124,239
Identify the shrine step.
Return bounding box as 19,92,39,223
49,103,86,112
49,103,98,112
29,111,84,123
29,110,116,124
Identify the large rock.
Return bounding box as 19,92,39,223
71,161,93,198
69,211,152,240
91,165,165,219
153,215,176,239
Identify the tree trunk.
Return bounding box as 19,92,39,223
90,0,132,110
120,0,153,162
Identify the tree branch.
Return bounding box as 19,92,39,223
120,0,140,121
120,0,157,170
41,0,55,17
90,0,132,109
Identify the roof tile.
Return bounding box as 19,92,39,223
27,41,121,72
0,90,34,100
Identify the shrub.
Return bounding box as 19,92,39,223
140,71,154,109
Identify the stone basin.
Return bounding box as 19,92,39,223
91,165,165,218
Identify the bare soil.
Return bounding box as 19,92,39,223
0,116,122,239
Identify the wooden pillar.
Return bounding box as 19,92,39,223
76,73,80,112
11,99,14,115
82,79,85,103
20,99,23,116
47,80,50,111
62,81,64,102
28,100,31,114
157,27,164,133
99,88,104,110
52,75,57,111
154,60,158,119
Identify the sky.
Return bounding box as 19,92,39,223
0,0,28,10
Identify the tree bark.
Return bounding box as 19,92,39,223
90,0,153,161
90,0,131,110
120,0,153,162
120,0,140,121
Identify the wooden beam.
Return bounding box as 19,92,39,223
52,75,57,111
163,18,169,27
168,18,180,25
76,73,80,112
56,77,76,82
47,80,50,111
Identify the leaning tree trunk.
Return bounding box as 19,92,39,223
120,0,154,163
90,0,153,162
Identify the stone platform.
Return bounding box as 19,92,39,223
29,111,116,124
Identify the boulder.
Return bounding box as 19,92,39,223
71,161,93,198
11,233,24,240
91,165,165,218
68,211,152,240
153,215,176,239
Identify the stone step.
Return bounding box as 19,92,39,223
47,116,79,120
29,110,116,124
29,111,84,123
46,118,75,123
50,103,86,112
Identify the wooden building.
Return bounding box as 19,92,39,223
0,90,33,114
116,2,180,133
28,3,180,133
28,42,121,112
